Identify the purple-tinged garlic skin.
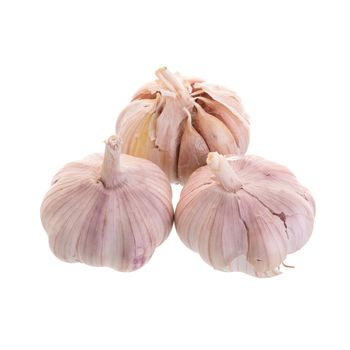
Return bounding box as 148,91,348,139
175,152,315,277
40,135,174,272
116,67,250,184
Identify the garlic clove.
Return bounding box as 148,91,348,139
230,156,315,253
117,98,157,131
129,110,157,157
117,97,176,181
200,194,250,270
194,82,248,122
193,103,238,154
116,98,157,154
178,110,209,183
175,178,248,270
283,214,314,254
236,190,288,274
41,135,174,272
153,96,187,181
191,191,223,265
196,96,249,154
219,196,249,268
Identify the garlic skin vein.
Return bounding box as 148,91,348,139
175,152,315,277
40,135,174,272
116,67,250,184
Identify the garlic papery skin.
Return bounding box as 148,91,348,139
116,67,250,184
175,152,315,277
40,135,174,272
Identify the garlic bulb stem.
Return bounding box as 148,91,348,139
155,67,194,107
207,152,242,192
100,135,122,189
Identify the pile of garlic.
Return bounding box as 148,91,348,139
41,67,315,277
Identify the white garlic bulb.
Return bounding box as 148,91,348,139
41,135,174,271
116,67,250,184
175,152,315,277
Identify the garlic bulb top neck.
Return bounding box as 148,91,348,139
155,67,194,108
100,135,122,189
207,152,242,192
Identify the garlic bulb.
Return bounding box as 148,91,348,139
116,67,250,184
40,135,173,271
175,152,315,277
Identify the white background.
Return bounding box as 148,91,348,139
0,1,349,349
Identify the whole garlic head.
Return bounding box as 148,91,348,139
116,67,250,184
41,135,174,272
175,152,315,277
